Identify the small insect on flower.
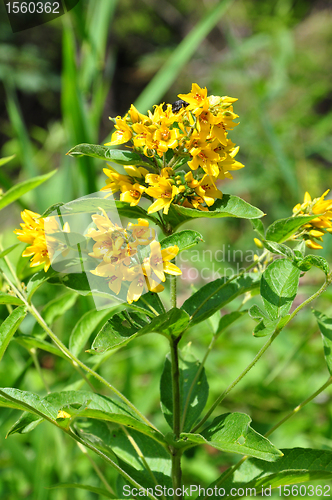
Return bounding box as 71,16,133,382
171,99,189,113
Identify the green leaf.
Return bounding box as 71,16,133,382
26,268,57,300
90,310,149,353
296,255,330,275
66,143,147,166
215,311,247,337
14,335,68,360
0,388,58,420
47,483,116,499
314,310,332,375
0,292,24,306
69,307,123,357
260,259,301,320
253,318,280,337
265,215,318,243
165,195,264,230
182,275,259,326
7,390,166,445
249,305,279,337
51,271,164,318
0,306,27,362
0,154,15,167
208,448,332,498
75,420,172,491
262,240,295,259
0,244,19,259
139,308,190,338
0,170,57,211
49,196,158,225
42,292,78,325
251,219,265,238
180,413,282,461
160,349,209,432
160,230,204,253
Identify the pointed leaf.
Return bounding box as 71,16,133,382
182,275,259,326
66,143,149,166
165,195,264,230
160,230,204,253
208,448,332,498
260,259,300,320
0,244,19,259
75,420,172,491
90,310,149,353
251,219,265,238
6,390,166,445
69,307,123,357
0,292,24,306
0,154,15,167
0,306,27,361
262,240,295,259
14,335,67,360
47,483,116,499
0,388,58,419
0,170,57,211
160,349,209,432
314,310,332,375
215,311,247,337
181,413,282,461
265,215,318,243
296,255,330,275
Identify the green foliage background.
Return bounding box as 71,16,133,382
0,0,332,498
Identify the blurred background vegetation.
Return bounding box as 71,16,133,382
1,0,332,498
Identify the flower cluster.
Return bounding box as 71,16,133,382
87,211,182,303
14,210,70,272
102,83,244,214
292,190,332,249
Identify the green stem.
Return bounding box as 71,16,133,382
170,336,182,499
192,273,332,434
170,261,177,309
265,375,332,438
76,442,115,496
181,335,216,433
190,249,269,322
2,271,158,432
212,375,332,494
0,389,157,500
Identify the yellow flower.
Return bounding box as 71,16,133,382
91,262,124,295
100,166,131,194
188,146,220,177
292,190,332,249
105,117,132,146
14,210,70,273
178,83,209,116
146,178,179,215
153,126,181,155
120,182,146,206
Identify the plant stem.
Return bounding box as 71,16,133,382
76,442,115,496
265,375,332,438
212,375,332,494
170,258,177,309
2,271,158,432
0,389,158,500
181,335,215,433
170,335,182,499
192,273,332,434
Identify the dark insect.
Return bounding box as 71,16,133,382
172,99,189,113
